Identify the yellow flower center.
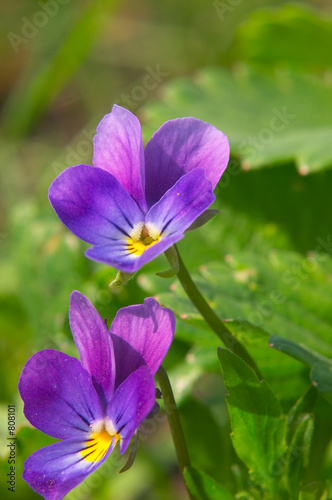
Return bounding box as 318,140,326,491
127,223,161,256
81,427,120,462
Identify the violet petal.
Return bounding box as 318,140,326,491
18,350,103,440
146,168,215,237
48,164,144,245
107,366,155,454
69,291,115,404
111,297,175,376
144,117,229,207
85,232,184,273
93,105,147,212
23,437,113,500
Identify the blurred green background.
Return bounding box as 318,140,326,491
1,0,332,499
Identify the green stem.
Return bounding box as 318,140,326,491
156,365,190,470
175,245,263,379
156,366,194,499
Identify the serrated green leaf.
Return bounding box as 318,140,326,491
143,66,332,173
148,243,332,408
218,348,287,491
269,335,332,406
184,466,235,500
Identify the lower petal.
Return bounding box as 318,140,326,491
85,232,184,273
146,168,215,237
23,437,113,500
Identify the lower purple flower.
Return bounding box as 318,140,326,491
18,291,175,500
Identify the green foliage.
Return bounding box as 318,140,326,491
218,348,286,494
285,414,314,498
269,335,332,406
234,5,332,72
284,387,318,498
144,238,332,405
1,0,332,498
143,66,332,173
184,466,235,500
1,0,120,137
299,482,327,500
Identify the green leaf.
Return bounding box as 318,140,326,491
235,5,332,72
285,414,314,498
184,466,235,500
148,242,332,406
222,320,269,346
156,246,179,278
218,348,287,491
269,335,332,406
181,398,228,481
299,482,326,500
143,66,332,173
286,386,318,445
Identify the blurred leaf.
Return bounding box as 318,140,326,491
181,399,226,480
285,414,314,498
143,66,332,173
1,0,120,137
0,295,32,401
299,482,326,500
218,348,286,491
222,320,269,346
269,335,332,406
184,466,234,500
6,202,88,347
286,386,318,446
235,5,332,72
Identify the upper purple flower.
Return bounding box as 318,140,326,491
49,105,229,273
19,291,175,500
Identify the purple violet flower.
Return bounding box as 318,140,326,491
48,105,229,273
19,291,175,500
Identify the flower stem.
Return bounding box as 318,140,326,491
156,365,194,499
175,245,263,379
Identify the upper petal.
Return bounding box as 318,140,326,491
111,297,175,378
93,105,147,212
18,350,103,440
107,366,156,454
48,164,144,245
23,437,112,500
69,291,115,404
144,117,229,207
146,168,215,237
